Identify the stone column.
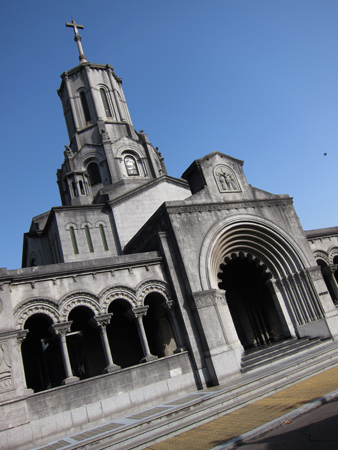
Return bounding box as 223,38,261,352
16,330,33,393
126,306,157,363
51,322,79,385
93,314,120,373
165,300,186,353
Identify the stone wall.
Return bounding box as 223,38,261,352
0,352,195,450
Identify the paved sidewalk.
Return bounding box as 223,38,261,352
145,365,338,450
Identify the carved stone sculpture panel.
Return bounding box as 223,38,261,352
214,165,241,193
0,341,12,391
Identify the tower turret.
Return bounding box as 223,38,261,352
57,20,167,206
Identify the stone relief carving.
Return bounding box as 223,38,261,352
0,341,12,391
214,294,227,306
194,295,215,309
214,165,240,193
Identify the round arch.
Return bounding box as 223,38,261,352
14,299,60,331
136,279,173,306
199,215,323,348
200,215,310,291
59,291,101,322
100,286,138,313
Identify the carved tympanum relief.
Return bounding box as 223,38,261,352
214,165,241,193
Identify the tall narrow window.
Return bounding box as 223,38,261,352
87,162,102,185
124,155,139,176
99,224,109,251
80,91,91,123
84,225,94,252
79,180,85,195
100,88,112,117
72,181,78,197
69,226,79,254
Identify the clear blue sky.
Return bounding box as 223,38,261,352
1,0,337,269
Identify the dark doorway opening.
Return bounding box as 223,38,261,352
144,293,177,358
107,300,143,368
68,306,106,379
22,314,64,392
218,256,285,349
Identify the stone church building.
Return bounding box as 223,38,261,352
1,21,338,449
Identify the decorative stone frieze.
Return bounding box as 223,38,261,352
166,198,292,216
192,290,227,309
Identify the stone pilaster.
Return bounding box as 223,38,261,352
192,289,243,384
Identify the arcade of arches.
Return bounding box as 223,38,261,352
21,293,178,393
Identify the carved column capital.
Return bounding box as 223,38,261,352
93,313,113,329
51,321,73,336
126,306,149,321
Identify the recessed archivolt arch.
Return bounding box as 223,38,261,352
219,251,273,285
116,145,145,160
200,215,311,290
14,298,60,331
76,152,106,172
328,247,338,264
314,250,330,265
136,279,173,306
59,291,101,321
100,285,138,313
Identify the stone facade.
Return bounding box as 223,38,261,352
1,23,338,449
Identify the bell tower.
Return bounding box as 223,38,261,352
57,20,167,206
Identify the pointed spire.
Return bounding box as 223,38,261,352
66,19,88,63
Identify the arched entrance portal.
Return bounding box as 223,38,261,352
218,255,285,349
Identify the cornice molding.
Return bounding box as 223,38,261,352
166,197,293,215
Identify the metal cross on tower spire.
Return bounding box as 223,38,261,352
66,19,88,63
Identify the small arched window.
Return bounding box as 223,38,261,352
84,225,94,253
87,162,102,185
100,88,112,117
80,91,91,123
69,226,79,254
99,224,109,251
124,155,139,176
